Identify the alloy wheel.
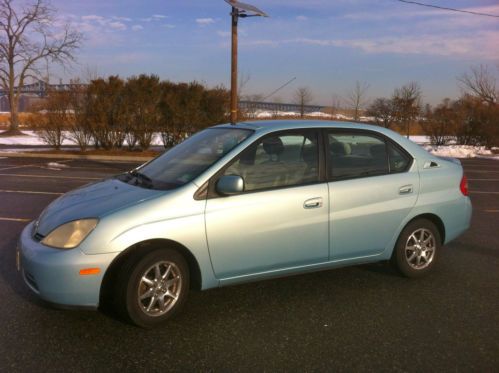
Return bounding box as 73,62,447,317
137,261,182,317
404,228,436,270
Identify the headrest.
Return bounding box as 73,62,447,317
302,146,316,163
330,142,347,156
263,137,284,156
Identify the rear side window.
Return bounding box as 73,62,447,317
327,132,412,180
328,133,389,179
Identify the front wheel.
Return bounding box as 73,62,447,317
392,219,441,278
116,249,190,328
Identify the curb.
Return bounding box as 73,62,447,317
0,151,155,162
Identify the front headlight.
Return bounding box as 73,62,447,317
41,219,98,249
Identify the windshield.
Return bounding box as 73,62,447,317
118,127,253,190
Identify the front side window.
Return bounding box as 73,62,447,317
328,132,389,179
223,131,320,192
120,128,253,190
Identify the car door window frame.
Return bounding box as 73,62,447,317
325,129,413,182
206,128,327,198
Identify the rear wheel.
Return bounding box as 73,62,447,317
115,249,189,328
392,219,441,278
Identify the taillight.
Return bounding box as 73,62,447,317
460,174,469,196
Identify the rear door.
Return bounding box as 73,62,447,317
326,130,419,260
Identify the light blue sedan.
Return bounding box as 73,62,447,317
17,121,472,327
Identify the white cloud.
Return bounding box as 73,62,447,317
141,14,169,22
296,15,308,21
131,24,143,31
286,33,499,59
163,24,176,29
109,21,127,31
111,16,132,22
217,30,231,37
81,15,104,22
196,18,216,26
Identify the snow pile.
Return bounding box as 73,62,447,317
249,110,356,120
423,145,496,159
253,110,300,118
409,136,431,144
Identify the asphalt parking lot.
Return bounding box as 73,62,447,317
0,156,497,372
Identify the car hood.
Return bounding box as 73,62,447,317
36,178,165,236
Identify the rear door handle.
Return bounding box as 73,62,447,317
304,197,323,209
399,185,413,195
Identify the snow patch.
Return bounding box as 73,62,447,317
424,145,498,159
47,162,69,168
409,136,430,144
0,131,164,146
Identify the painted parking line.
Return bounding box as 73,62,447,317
470,191,499,195
463,166,499,169
0,173,100,180
0,189,63,196
465,170,499,174
484,210,499,213
0,163,41,172
0,217,31,222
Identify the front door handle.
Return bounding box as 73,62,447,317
304,197,323,209
399,185,413,195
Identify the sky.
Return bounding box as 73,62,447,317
47,0,499,106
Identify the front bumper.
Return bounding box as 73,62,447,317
18,222,119,308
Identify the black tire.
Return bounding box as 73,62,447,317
392,219,441,278
115,249,190,328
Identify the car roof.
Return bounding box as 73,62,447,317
216,119,376,132
215,119,433,160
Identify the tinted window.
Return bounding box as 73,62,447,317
328,133,389,179
223,131,319,192
388,143,411,173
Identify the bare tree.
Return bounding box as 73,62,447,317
367,98,394,128
328,94,342,118
458,65,497,105
0,0,82,134
294,86,313,118
392,82,422,138
421,99,457,146
346,81,369,122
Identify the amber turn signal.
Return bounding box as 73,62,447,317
79,268,101,276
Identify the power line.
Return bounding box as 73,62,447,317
263,77,296,101
395,0,499,18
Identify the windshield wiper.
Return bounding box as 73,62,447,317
129,170,154,188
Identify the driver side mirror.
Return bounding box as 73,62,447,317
216,175,244,196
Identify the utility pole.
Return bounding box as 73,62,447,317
230,6,239,125
225,0,268,125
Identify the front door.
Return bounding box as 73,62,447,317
205,130,329,278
